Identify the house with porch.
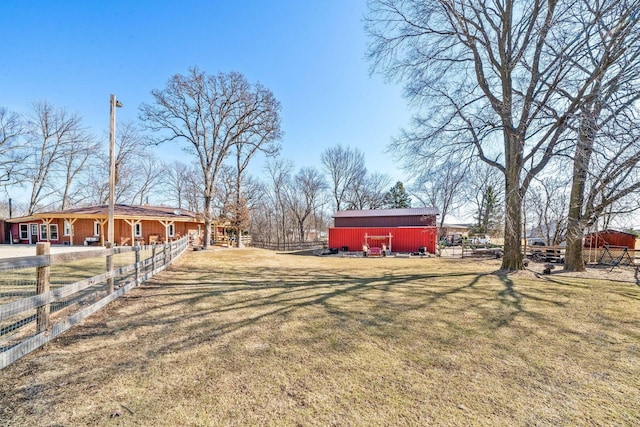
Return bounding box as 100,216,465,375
5,204,206,246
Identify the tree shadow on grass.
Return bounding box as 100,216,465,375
6,252,637,424
54,263,535,363
494,270,524,328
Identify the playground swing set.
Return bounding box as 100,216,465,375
598,245,634,270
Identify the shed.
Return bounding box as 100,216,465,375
329,208,439,254
583,229,637,249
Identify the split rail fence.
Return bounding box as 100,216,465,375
0,236,189,370
251,240,328,251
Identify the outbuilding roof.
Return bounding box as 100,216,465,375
333,207,439,218
584,229,638,237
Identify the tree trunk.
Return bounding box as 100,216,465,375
501,132,524,271
565,175,587,271
203,194,212,249
501,183,524,270
564,115,595,271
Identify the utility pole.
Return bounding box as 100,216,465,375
108,94,122,245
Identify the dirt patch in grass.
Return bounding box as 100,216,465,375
1,248,639,425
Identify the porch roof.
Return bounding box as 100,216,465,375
7,205,203,223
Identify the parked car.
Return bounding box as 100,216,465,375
441,233,463,246
527,238,547,246
470,235,491,245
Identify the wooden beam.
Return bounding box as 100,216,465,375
64,218,78,246
123,219,141,245
159,220,174,242
99,219,108,246
40,218,53,242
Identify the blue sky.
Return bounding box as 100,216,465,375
1,0,412,186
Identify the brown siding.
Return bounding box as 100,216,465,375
56,219,203,246
334,215,436,228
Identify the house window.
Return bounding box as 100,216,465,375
20,224,28,240
94,221,101,236
40,224,48,240
134,223,142,237
49,224,59,241
64,221,72,236
168,223,175,237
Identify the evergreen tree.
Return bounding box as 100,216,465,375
469,185,503,236
383,181,411,208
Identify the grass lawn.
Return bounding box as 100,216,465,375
1,248,639,426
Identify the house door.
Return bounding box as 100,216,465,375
30,224,39,244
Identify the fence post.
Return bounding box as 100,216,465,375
36,242,51,333
135,246,140,284
151,245,156,273
163,242,168,267
106,242,114,293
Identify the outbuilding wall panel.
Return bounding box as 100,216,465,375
584,231,636,249
334,215,436,228
329,227,437,253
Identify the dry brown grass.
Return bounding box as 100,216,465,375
1,248,639,426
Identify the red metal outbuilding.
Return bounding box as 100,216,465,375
329,227,438,254
329,208,439,254
583,229,637,249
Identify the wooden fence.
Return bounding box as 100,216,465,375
250,240,328,252
0,236,189,370
440,242,639,266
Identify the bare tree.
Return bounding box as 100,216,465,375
245,178,274,243
346,172,391,210
367,0,608,270
181,171,204,213
140,68,282,249
129,154,165,205
163,161,195,209
592,195,640,232
25,101,91,214
214,164,237,222
411,160,468,233
112,122,148,204
321,145,366,212
286,167,327,241
265,158,294,245
58,127,96,209
525,176,569,245
562,0,640,270
239,174,269,242
161,161,204,213
0,198,27,218
0,107,28,186
75,121,149,206
231,90,281,247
